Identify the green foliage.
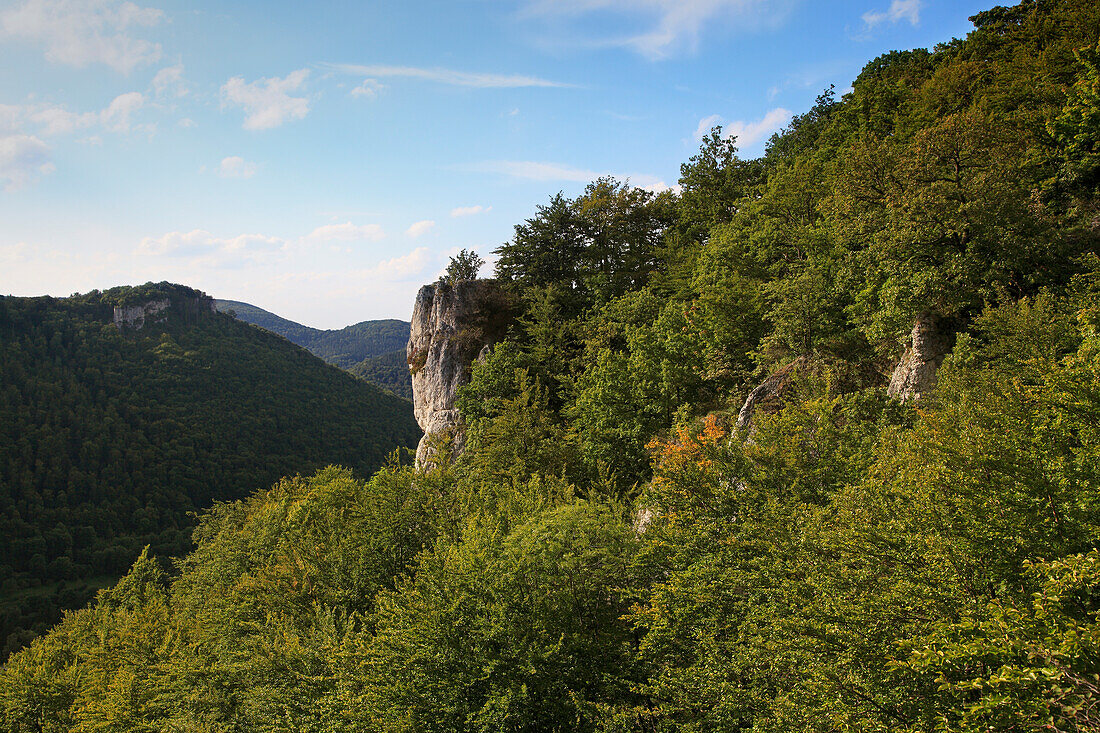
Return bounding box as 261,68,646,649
495,177,675,311
0,290,419,658
445,249,486,283
361,502,639,732
217,299,410,369
348,348,413,400
7,2,1100,728
901,551,1100,732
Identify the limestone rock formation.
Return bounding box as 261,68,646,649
887,315,953,401
112,292,217,331
113,299,170,330
408,279,513,468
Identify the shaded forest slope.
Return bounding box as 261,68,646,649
216,300,412,399
0,283,420,656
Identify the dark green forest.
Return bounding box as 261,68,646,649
0,283,420,658
349,348,414,401
4,0,1100,730
216,299,413,398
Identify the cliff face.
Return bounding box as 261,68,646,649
113,299,170,330
113,292,216,330
407,280,513,468
887,315,953,401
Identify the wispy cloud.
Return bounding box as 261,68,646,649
471,159,672,192
361,246,434,280
0,134,55,191
221,69,310,131
152,64,187,98
3,92,147,137
693,107,792,150
137,229,287,268
2,0,163,73
862,0,921,29
693,113,723,141
405,220,436,238
326,63,573,88
217,156,256,179
350,78,384,99
306,222,385,242
519,0,796,60
451,204,491,217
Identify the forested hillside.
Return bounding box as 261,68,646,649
0,283,420,658
4,1,1100,729
216,299,413,398
349,348,414,400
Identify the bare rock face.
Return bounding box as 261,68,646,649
735,356,808,432
408,279,513,469
887,315,953,401
112,293,217,331
113,299,170,330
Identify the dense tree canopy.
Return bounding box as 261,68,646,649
4,1,1100,729
0,285,420,658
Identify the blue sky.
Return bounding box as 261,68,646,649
0,0,991,327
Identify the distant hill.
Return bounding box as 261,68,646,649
349,348,414,400
0,283,421,657
216,300,410,367
216,299,413,399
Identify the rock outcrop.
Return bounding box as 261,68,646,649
735,356,808,432
113,292,217,331
113,299,170,330
887,315,953,401
408,279,513,469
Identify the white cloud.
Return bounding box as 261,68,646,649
349,78,383,99
221,69,310,131
137,229,287,267
519,0,795,60
305,222,385,242
217,156,256,179
0,105,22,135
13,92,146,136
328,63,572,88
725,107,791,148
0,241,33,262
862,0,921,29
450,204,492,217
26,105,97,136
0,134,55,191
694,107,792,150
152,63,186,98
640,180,678,194
362,246,434,280
693,113,723,141
405,220,436,238
99,91,143,132
2,0,163,73
177,117,196,128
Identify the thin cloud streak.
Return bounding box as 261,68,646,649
325,63,574,88
470,160,671,192
519,0,797,60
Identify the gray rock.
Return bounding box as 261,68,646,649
736,356,807,432
407,279,513,469
887,315,952,401
112,293,217,331
112,299,169,330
